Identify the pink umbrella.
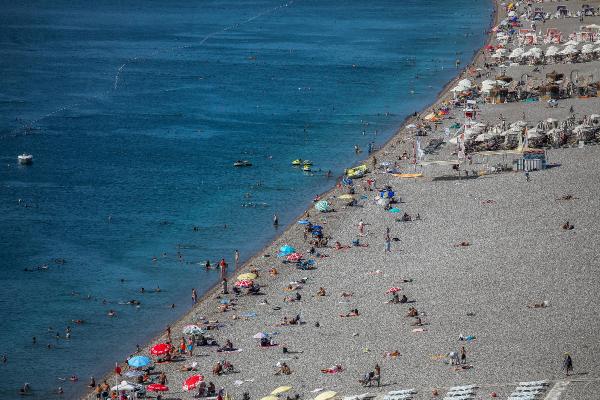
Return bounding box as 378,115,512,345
385,287,401,294
235,279,254,288
183,374,204,391
286,252,303,262
150,343,171,356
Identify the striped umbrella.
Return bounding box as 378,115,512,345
315,200,330,212
235,279,254,288
386,287,401,294
182,325,206,336
147,384,169,392
286,252,303,262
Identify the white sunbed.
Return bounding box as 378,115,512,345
387,389,417,395
448,385,478,391
515,386,546,393
343,393,375,400
383,395,413,400
508,396,539,400
442,395,474,400
518,380,549,387
508,394,541,399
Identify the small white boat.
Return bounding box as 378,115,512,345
18,154,33,165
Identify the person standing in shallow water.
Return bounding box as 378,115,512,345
273,214,279,226
219,258,227,281
192,289,197,305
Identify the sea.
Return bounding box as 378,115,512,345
0,0,492,397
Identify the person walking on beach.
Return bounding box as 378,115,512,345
165,325,172,343
222,278,228,295
374,363,381,387
384,231,391,253
525,171,530,182
192,288,198,305
358,219,365,236
460,346,467,364
219,258,228,281
562,353,573,376
234,249,239,269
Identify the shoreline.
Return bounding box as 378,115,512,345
84,1,499,397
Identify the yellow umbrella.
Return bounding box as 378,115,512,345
314,391,337,400
271,386,292,396
237,273,257,280
261,396,278,400
337,194,354,200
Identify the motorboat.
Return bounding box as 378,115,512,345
233,160,252,167
302,160,313,166
292,159,303,166
18,153,33,165
302,164,312,172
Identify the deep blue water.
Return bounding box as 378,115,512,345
0,0,492,397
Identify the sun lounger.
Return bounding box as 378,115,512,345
448,385,477,391
518,381,548,387
442,396,474,400
343,394,374,400
508,393,542,399
383,394,413,400
442,395,474,400
515,386,546,392
508,396,539,400
387,389,417,395
447,388,475,394
445,391,475,397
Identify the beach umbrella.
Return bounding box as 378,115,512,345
124,370,144,378
271,386,293,395
337,194,354,200
182,325,206,336
388,208,401,213
279,245,295,255
286,252,303,262
582,44,595,54
297,219,311,225
314,391,337,400
127,356,151,368
147,383,169,392
235,279,254,288
183,375,204,391
111,381,141,391
150,343,171,356
237,272,257,280
386,287,401,294
253,332,269,339
315,200,330,212
311,225,323,231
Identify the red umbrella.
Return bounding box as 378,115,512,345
150,343,171,356
385,287,401,294
147,383,169,392
182,374,204,391
286,252,303,262
235,279,254,288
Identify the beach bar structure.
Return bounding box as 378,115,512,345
514,149,547,171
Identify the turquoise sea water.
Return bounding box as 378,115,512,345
0,0,492,397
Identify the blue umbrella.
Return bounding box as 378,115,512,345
279,245,295,255
311,225,323,230
389,208,401,213
297,220,311,225
128,356,151,368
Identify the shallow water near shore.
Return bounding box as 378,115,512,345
0,0,491,397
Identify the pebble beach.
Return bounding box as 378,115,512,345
86,1,600,399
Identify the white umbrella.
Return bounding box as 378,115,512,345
458,79,472,88
526,128,544,139
475,132,494,142
563,40,579,46
545,46,559,56
582,44,595,54
508,48,525,59
253,332,269,339
546,118,558,123
111,381,141,391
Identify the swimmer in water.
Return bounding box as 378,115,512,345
107,310,116,317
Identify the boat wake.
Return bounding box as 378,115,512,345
6,0,297,139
